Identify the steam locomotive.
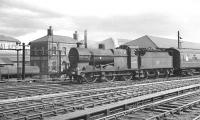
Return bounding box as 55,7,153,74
67,45,200,83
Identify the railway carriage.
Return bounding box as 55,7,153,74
167,48,200,75
0,66,40,78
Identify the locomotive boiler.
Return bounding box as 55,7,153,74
68,47,114,83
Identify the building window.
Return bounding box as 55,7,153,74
25,49,30,55
33,62,38,66
62,47,66,55
34,48,37,55
52,61,57,71
31,49,34,56
42,47,45,55
53,47,56,55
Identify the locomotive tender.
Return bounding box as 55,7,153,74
68,45,200,83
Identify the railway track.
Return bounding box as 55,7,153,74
0,78,200,120
96,87,200,120
0,76,199,100
0,81,138,99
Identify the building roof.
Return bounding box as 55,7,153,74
0,35,20,42
0,57,13,65
30,35,77,44
124,35,200,49
99,37,132,49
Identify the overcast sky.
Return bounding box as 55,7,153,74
1,0,200,45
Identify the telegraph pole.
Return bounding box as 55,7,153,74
22,43,25,80
84,30,87,48
178,31,182,49
16,41,21,80
178,31,180,49
58,50,61,75
17,49,19,79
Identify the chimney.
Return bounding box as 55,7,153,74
84,30,87,48
47,26,53,36
76,42,82,48
73,31,78,40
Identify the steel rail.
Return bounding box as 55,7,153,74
96,87,200,120
0,76,199,100
46,84,200,120
1,77,198,104
0,78,200,120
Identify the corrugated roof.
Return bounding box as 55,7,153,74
0,57,13,65
30,35,77,44
124,35,157,48
0,35,20,42
124,35,200,49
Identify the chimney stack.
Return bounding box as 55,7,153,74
84,30,87,48
47,26,53,36
73,31,78,40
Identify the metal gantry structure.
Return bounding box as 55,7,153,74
0,42,28,80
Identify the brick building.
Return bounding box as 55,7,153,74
29,27,77,77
